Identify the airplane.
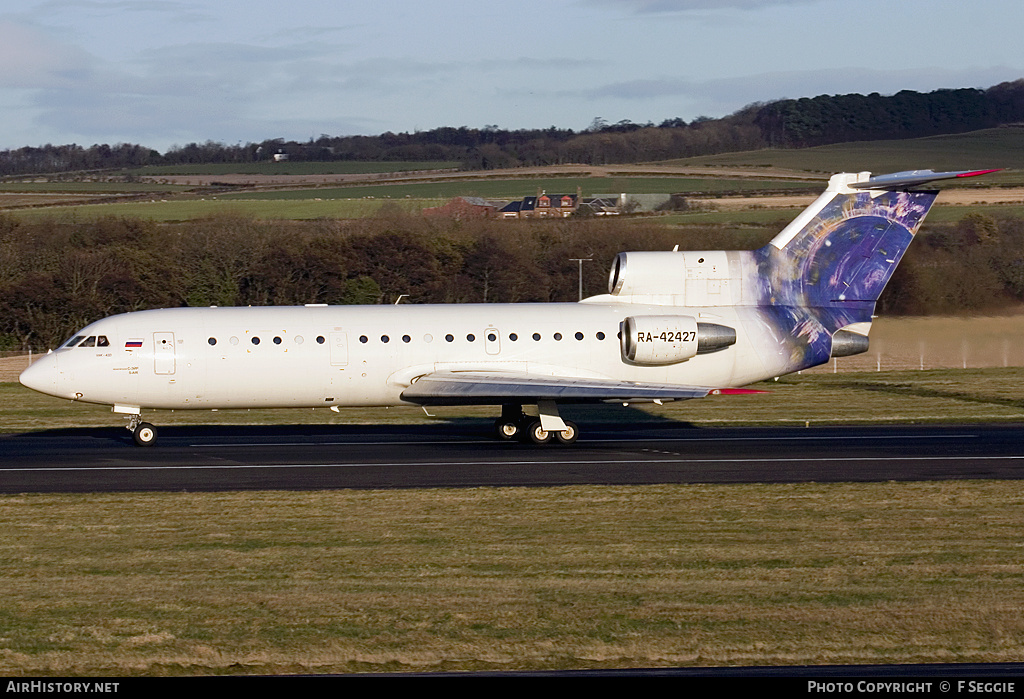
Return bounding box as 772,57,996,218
19,168,997,446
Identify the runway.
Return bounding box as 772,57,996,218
3,421,1024,493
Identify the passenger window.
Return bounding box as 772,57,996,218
208,337,217,346
467,334,475,342
252,337,260,345
402,335,411,343
360,336,368,343
381,335,390,343
553,333,562,341
509,333,518,341
273,336,282,345
597,332,606,340
445,334,454,342
316,336,325,344
532,333,540,341
575,332,583,341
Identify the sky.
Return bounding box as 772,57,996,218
1,0,1022,152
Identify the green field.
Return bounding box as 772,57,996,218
0,182,190,194
10,194,1016,225
3,176,818,221
218,176,818,201
4,128,1023,222
5,198,444,222
664,127,1024,177
122,161,459,176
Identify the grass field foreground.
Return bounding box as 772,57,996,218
3,482,1024,674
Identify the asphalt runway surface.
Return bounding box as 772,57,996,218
4,420,1024,493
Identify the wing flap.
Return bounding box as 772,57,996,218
400,371,711,405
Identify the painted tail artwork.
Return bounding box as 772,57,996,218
742,169,999,372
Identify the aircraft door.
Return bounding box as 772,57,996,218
153,332,175,375
485,327,501,355
330,332,349,366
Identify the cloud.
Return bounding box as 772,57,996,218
0,20,98,89
32,0,209,23
583,0,824,13
10,35,467,146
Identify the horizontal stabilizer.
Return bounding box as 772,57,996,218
401,371,711,405
849,169,1000,190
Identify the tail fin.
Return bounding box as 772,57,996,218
759,169,996,308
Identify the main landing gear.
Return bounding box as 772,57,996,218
125,414,158,447
493,402,578,445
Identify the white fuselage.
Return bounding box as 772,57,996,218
21,300,783,412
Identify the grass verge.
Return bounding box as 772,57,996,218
3,367,1024,434
3,482,1024,674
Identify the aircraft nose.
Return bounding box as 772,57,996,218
19,352,58,396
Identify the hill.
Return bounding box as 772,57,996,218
661,127,1024,179
3,81,1023,177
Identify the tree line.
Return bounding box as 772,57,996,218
2,211,1022,351
755,82,1024,147
3,81,1023,177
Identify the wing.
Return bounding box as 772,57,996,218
399,371,713,406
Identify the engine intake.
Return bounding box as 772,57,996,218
621,316,736,365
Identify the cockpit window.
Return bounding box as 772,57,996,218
63,335,86,348
80,336,96,347
97,336,109,347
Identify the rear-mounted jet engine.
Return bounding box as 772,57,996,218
621,315,736,366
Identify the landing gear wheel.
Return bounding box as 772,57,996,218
494,418,520,441
554,420,579,445
133,422,158,447
525,420,552,445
